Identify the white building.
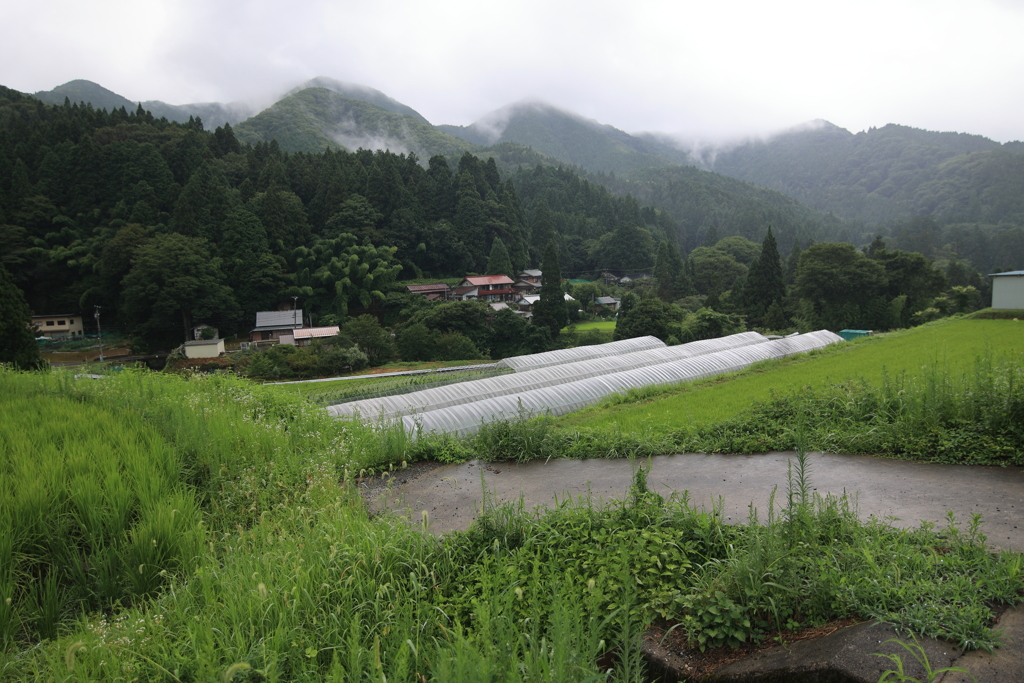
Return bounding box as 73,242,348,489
990,270,1024,310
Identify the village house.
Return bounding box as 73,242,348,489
594,296,621,311
281,326,341,347
250,309,304,343
405,283,450,300
456,275,517,302
31,314,84,338
516,292,576,316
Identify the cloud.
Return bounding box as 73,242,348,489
2,0,1024,143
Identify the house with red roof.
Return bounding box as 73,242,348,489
456,275,517,302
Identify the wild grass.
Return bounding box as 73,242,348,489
558,318,1022,435
2,366,1021,681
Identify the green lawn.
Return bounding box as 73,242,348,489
556,318,1024,436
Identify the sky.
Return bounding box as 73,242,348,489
2,0,1023,144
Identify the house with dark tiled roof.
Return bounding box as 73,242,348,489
250,309,304,342
405,283,450,300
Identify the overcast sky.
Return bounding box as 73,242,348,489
2,0,1023,143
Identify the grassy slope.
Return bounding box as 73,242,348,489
558,318,1023,436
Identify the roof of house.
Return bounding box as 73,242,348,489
519,269,542,277
254,310,303,329
293,326,340,339
31,313,78,319
990,270,1024,277
452,285,478,295
184,339,223,346
406,283,450,293
489,302,510,312
595,296,620,305
518,293,575,305
462,275,515,286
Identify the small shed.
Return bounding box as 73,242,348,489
183,339,225,358
838,329,871,341
990,270,1024,310
291,326,341,346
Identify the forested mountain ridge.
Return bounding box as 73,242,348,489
29,78,1024,235
233,87,477,156
439,101,694,175
284,77,430,123
701,121,1024,226
33,79,256,128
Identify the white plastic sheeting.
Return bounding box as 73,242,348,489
328,332,769,420
494,336,666,372
399,330,844,437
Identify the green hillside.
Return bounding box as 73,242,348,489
285,76,430,123
234,87,476,155
708,122,1024,225
441,102,693,175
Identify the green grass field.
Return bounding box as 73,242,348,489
564,320,617,332
557,318,1023,436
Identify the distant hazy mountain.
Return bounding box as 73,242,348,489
439,101,694,175
233,87,476,156
137,100,255,127
701,121,1024,225
33,79,253,127
284,77,429,124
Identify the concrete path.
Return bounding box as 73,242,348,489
368,452,1024,550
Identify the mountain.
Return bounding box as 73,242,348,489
33,79,135,112
137,100,255,128
701,121,1024,225
233,87,476,156
284,77,429,124
33,79,254,127
439,101,694,175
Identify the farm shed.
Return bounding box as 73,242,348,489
183,339,225,358
495,336,666,372
394,331,843,437
990,270,1024,309
330,332,770,420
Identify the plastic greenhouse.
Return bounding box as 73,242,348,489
328,332,770,421
395,330,844,437
494,336,666,372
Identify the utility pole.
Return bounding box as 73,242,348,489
94,305,104,362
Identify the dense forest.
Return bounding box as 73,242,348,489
0,86,689,349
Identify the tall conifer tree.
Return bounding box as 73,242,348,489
486,237,514,277
532,240,566,337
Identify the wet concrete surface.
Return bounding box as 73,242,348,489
366,452,1024,550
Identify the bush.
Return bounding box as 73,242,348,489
342,315,396,366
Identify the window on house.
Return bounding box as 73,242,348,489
46,321,54,326
58,320,66,326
